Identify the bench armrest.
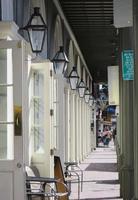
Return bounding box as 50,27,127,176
26,176,56,183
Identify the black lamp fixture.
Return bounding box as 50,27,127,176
77,79,86,98
84,87,91,103
68,66,79,90
21,7,47,53
77,66,86,98
52,46,69,75
89,95,94,107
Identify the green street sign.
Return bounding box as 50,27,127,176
122,50,134,80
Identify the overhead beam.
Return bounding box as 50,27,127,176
61,0,113,3
71,24,112,26
53,0,92,80
63,7,113,10
73,26,115,30
62,5,113,7
70,19,112,21
66,14,113,16
65,11,113,13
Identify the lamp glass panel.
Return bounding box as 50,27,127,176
78,87,85,97
31,15,43,26
78,81,85,97
63,53,68,61
70,77,78,90
85,89,90,103
79,87,85,97
53,61,65,74
85,95,89,103
28,29,45,52
57,52,65,60
63,63,67,74
89,99,93,106
69,70,79,90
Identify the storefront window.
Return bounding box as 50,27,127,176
0,49,14,159
31,71,44,153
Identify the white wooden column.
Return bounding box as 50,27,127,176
75,95,79,162
64,88,70,162
86,105,90,155
79,99,83,162
81,100,85,160
57,77,66,165
83,103,87,158
70,91,76,161
88,107,92,153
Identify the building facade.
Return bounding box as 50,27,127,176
1,0,138,199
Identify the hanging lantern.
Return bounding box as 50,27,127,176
21,7,47,53
84,88,90,103
89,95,94,107
68,66,79,90
52,46,69,74
77,79,86,98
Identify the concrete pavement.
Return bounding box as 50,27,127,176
69,141,123,200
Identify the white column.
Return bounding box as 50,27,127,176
70,91,76,161
57,77,66,165
82,100,85,160
75,95,79,162
83,103,87,158
79,99,83,162
64,88,70,162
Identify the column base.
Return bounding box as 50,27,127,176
131,197,138,200
117,154,123,197
120,165,134,200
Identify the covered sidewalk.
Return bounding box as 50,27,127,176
70,141,123,200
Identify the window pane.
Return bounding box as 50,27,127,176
0,48,13,160
33,126,44,153
33,72,44,153
0,49,12,84
0,49,7,83
0,124,14,159
0,86,13,122
0,87,7,121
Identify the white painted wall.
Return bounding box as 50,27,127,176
113,0,133,27
108,66,119,105
1,0,13,20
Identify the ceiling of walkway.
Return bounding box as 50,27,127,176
59,0,118,83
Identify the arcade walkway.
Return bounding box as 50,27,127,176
70,141,123,200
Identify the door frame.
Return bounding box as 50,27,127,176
0,39,26,200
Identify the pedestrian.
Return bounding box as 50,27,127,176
102,128,112,147
112,128,117,144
